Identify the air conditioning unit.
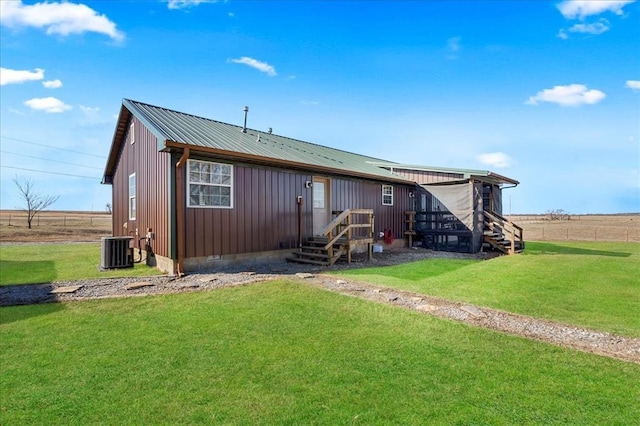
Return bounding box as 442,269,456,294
100,236,134,269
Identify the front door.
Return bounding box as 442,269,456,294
312,177,331,235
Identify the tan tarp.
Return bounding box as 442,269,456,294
420,182,474,231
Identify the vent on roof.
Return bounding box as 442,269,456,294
242,106,249,133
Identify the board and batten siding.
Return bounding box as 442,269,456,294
182,164,414,259
111,116,171,258
391,169,463,184
331,177,414,238
183,165,313,258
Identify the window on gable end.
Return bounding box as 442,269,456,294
129,173,136,219
130,121,135,144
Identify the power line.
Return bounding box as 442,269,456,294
1,150,103,170
0,135,106,159
1,165,100,180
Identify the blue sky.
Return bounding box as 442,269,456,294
1,0,639,214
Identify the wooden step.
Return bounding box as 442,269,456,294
285,256,330,266
290,251,330,260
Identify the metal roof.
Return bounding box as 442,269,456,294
368,162,519,186
103,99,518,187
102,99,414,184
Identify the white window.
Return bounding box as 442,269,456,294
130,122,135,144
187,159,233,208
129,173,136,219
313,181,325,209
382,184,393,206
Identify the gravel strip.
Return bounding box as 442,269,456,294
1,248,637,364
301,275,640,364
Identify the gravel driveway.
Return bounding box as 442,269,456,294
2,248,638,364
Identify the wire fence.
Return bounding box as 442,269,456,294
511,215,640,243
0,212,111,229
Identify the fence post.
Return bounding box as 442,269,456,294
594,227,597,241
64,215,66,227
8,214,11,226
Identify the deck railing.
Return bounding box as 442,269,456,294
484,211,524,255
319,209,374,263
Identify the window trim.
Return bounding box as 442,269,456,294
382,184,393,206
129,173,136,220
129,121,135,144
186,159,234,209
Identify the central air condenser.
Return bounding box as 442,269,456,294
100,236,134,269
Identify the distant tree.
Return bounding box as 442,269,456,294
105,203,112,214
546,209,570,220
13,176,59,229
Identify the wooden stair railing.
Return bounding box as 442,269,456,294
484,211,524,255
287,209,374,266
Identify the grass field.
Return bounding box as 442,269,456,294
0,210,111,243
0,242,160,285
511,214,639,242
332,241,640,338
1,281,639,425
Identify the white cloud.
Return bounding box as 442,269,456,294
447,36,461,52
568,20,610,35
42,79,63,89
79,105,100,114
167,0,216,10
557,29,569,39
526,84,606,106
477,152,513,169
0,1,124,41
0,67,44,85
625,80,640,91
24,97,72,113
557,0,635,20
230,57,277,77
446,36,461,59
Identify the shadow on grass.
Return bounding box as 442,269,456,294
0,293,66,325
0,260,57,285
525,242,632,258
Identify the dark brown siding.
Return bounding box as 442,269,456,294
111,116,171,257
392,169,463,184
182,160,414,258
184,163,312,258
331,177,414,240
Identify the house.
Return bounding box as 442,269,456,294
102,99,523,274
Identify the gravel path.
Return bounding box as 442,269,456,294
1,249,638,364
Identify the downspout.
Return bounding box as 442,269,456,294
175,147,190,276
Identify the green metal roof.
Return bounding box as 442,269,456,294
103,99,518,187
110,99,413,183
368,162,519,186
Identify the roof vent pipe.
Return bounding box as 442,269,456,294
242,106,249,133
268,127,272,134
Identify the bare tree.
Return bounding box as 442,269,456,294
13,176,59,229
545,209,570,221
105,203,112,214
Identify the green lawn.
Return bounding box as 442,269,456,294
332,241,640,337
1,281,639,425
0,242,161,285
